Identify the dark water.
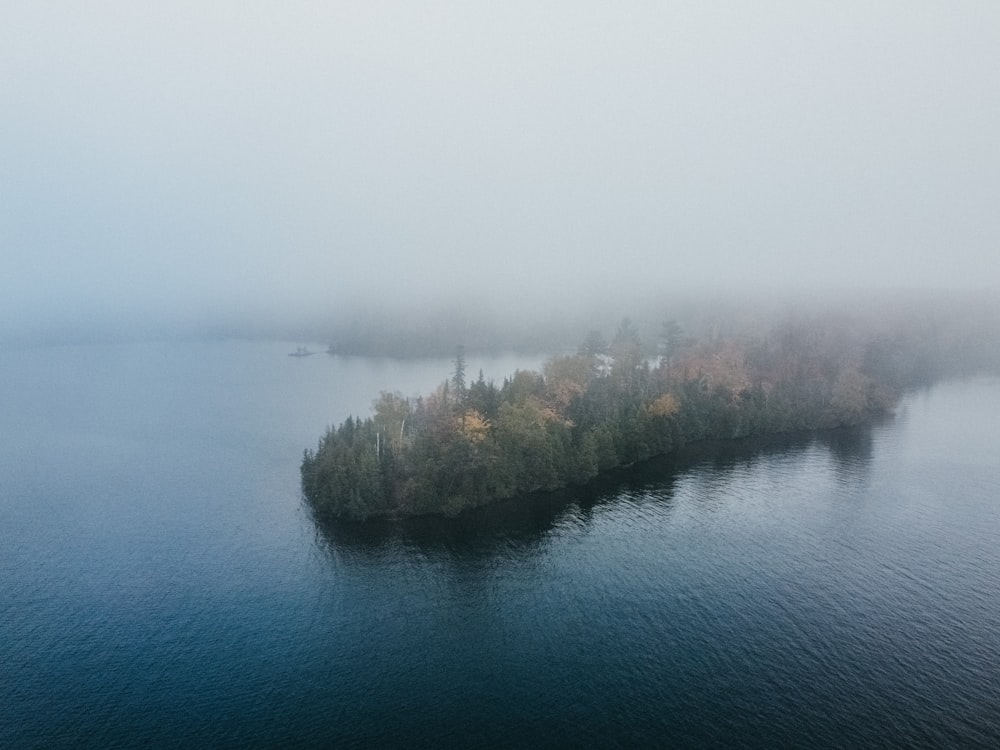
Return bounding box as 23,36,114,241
3,342,999,748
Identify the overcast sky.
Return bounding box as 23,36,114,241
2,1,998,340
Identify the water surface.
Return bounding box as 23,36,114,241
2,342,999,747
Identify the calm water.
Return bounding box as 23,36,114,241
2,341,999,748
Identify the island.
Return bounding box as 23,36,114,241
302,304,998,521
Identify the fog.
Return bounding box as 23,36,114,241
3,2,998,346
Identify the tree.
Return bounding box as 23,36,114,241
578,329,608,358
373,391,410,454
659,319,683,370
829,367,874,426
468,370,502,421
543,354,592,411
452,344,467,398
610,318,644,394
612,318,641,351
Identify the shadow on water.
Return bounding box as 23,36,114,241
310,423,881,560
817,411,890,485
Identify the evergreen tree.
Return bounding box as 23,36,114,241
452,344,467,397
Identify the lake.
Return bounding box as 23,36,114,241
3,341,999,748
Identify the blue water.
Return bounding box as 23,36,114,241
2,341,999,748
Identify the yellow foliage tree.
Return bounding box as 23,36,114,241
455,409,491,443
543,355,592,411
648,392,680,417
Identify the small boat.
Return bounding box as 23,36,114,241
288,346,314,357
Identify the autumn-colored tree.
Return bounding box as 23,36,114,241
543,354,592,412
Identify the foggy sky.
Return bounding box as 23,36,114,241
3,1,998,342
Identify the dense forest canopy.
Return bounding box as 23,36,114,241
302,298,1000,520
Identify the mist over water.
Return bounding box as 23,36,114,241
3,3,1000,346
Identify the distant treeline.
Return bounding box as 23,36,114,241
323,307,577,356
320,289,1000,361
302,302,1000,519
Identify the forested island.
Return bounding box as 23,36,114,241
302,303,999,520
